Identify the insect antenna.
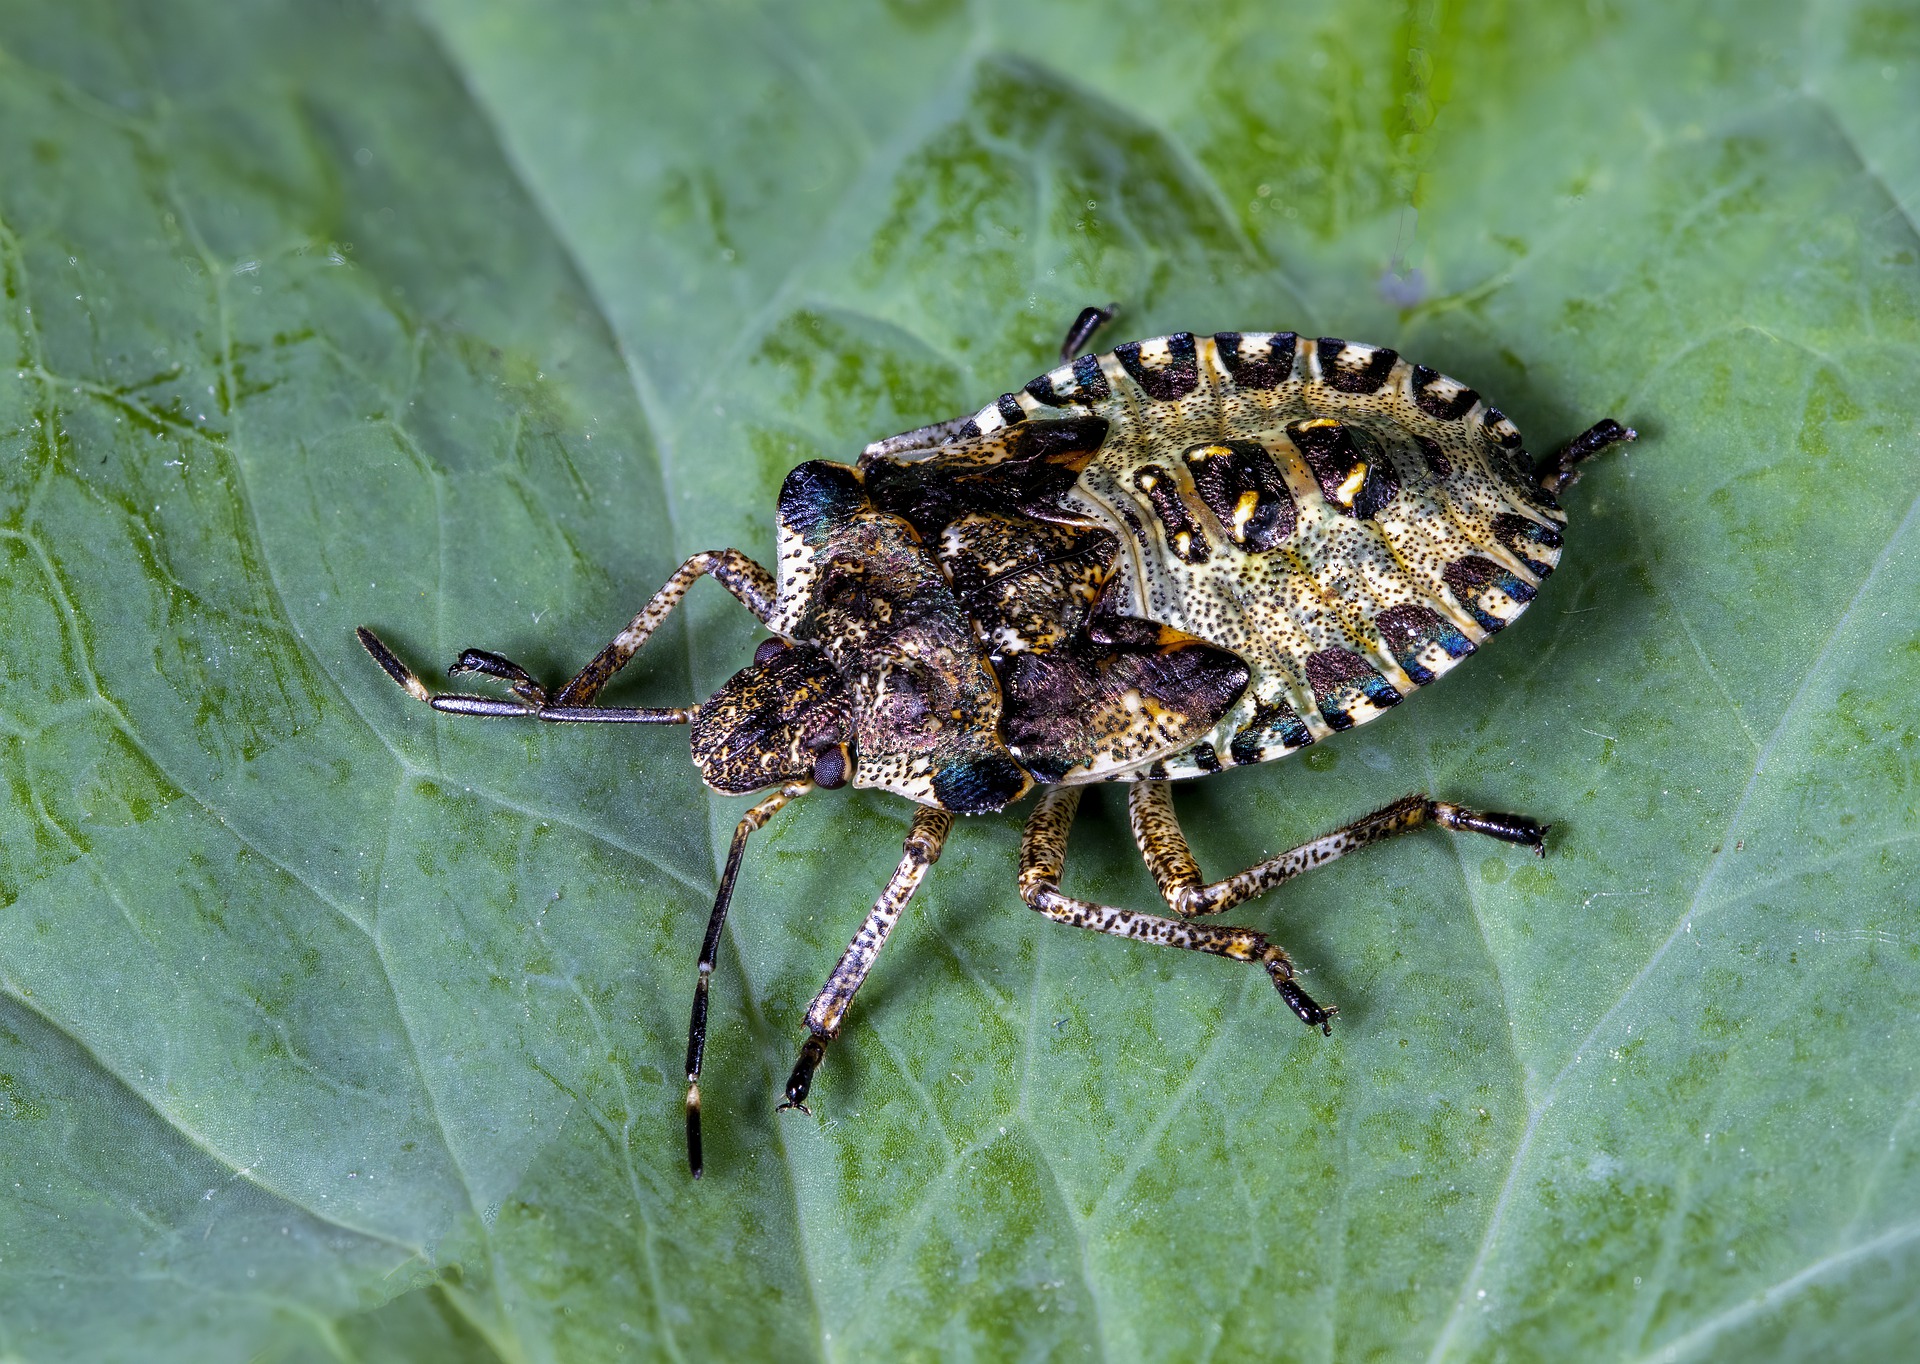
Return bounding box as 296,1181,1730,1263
356,627,692,724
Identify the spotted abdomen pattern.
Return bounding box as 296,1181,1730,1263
862,332,1567,786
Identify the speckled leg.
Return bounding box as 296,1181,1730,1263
551,549,778,705
355,549,776,723
1017,787,1336,1033
685,780,812,1179
1128,782,1548,922
780,807,954,1115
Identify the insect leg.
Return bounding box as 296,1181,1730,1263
685,779,812,1179
779,807,954,1115
1128,781,1548,921
356,548,776,721
1059,302,1119,363
1535,418,1637,495
355,627,691,723
1017,787,1336,1034
553,549,778,705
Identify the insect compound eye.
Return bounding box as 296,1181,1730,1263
812,744,850,790
754,636,790,666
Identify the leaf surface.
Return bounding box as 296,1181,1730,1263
1,0,1916,1359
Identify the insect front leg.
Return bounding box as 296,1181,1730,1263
1016,787,1336,1034
685,779,812,1179
1127,781,1549,921
551,549,777,705
355,548,777,722
779,807,954,1116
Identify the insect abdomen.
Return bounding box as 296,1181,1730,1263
957,333,1568,781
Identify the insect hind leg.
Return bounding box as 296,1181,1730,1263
1535,419,1637,495
1059,302,1119,363
1127,782,1547,924
1016,787,1336,1034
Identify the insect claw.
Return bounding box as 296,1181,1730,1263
1273,972,1336,1033
1436,804,1549,851
685,1084,704,1179
449,648,550,704
448,647,509,677
1537,417,1637,494
781,1033,829,1114
1060,302,1119,363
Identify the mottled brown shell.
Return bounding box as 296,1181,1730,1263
843,332,1565,795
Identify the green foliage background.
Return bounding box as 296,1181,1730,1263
2,0,1917,1359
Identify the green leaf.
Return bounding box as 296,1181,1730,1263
2,0,1916,1359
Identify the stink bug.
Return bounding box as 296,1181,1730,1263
358,309,1635,1177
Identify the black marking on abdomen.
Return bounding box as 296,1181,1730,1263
1414,434,1452,479
1304,648,1402,731
1479,407,1524,447
1188,742,1221,773
1182,441,1296,552
1115,333,1199,401
1443,555,1537,633
1071,352,1110,401
1229,698,1314,764
997,393,1027,426
1316,338,1399,394
1492,513,1563,577
1214,331,1297,389
1374,603,1475,686
1025,373,1063,406
1288,419,1400,520
1410,364,1479,420
1132,465,1209,563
